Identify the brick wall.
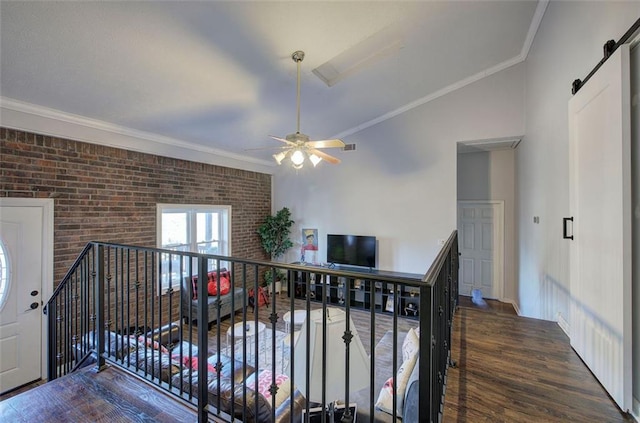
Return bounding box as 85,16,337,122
0,128,272,288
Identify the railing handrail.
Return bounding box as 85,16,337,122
45,232,459,423
89,240,428,286
423,230,458,286
44,242,94,314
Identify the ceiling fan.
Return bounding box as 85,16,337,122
267,50,345,169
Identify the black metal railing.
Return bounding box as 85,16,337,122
44,230,458,422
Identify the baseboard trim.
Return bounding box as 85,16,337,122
500,298,520,315
556,313,570,337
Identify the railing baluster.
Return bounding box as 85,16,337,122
342,277,353,422
369,279,376,420
95,244,106,372
196,255,208,423
391,281,398,421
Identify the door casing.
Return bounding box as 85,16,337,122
0,198,54,384
457,200,505,300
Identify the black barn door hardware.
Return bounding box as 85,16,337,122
563,217,574,240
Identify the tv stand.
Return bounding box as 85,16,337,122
289,263,422,320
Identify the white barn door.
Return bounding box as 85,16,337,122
568,44,631,412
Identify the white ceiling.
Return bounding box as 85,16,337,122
0,1,543,168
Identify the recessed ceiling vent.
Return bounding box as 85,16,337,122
457,137,522,154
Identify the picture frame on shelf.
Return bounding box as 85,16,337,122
354,279,362,290
385,294,394,312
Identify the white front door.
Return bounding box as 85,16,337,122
457,201,504,299
0,202,48,393
568,45,631,412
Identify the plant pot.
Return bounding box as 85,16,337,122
266,281,282,295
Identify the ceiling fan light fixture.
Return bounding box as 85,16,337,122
291,149,305,166
264,50,344,169
273,151,287,165
309,153,322,167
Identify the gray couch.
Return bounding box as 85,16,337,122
352,330,419,422
181,268,245,330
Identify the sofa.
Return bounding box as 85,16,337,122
351,329,420,422
181,268,246,329
75,324,304,423
175,353,306,423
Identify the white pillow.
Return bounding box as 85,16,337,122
375,348,419,416
402,328,420,362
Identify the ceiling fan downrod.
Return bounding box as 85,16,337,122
292,50,304,135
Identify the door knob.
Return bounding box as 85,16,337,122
31,290,39,296
29,302,39,310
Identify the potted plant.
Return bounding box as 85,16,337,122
257,207,294,294
264,268,287,294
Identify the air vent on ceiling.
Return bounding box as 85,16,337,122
343,144,356,151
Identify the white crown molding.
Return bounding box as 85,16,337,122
521,0,549,60
333,1,548,140
332,54,525,140
0,97,275,174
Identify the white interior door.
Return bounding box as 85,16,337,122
0,205,44,393
568,44,631,412
457,201,504,299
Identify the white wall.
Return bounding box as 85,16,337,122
517,0,639,413
457,149,517,302
274,63,524,275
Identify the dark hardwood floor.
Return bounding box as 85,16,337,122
193,293,417,357
1,294,632,422
0,365,196,422
457,295,518,315
445,301,633,422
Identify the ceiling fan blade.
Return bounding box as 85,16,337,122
269,135,297,146
310,148,341,164
306,139,346,149
244,145,291,152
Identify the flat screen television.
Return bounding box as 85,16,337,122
326,234,377,268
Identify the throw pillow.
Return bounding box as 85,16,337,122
208,276,231,296
136,335,169,355
375,376,395,415
245,369,291,408
177,356,216,373
375,345,419,417
191,276,198,300
402,328,420,362
191,268,229,300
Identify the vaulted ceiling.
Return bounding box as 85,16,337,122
1,1,544,168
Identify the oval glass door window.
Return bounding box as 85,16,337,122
0,240,9,311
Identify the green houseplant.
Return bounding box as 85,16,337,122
257,207,294,291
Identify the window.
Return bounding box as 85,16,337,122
0,240,9,311
157,204,231,291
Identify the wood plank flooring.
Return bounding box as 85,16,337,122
444,303,633,422
1,294,632,422
195,294,417,358
0,365,196,422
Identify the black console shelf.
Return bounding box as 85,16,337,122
289,265,421,320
